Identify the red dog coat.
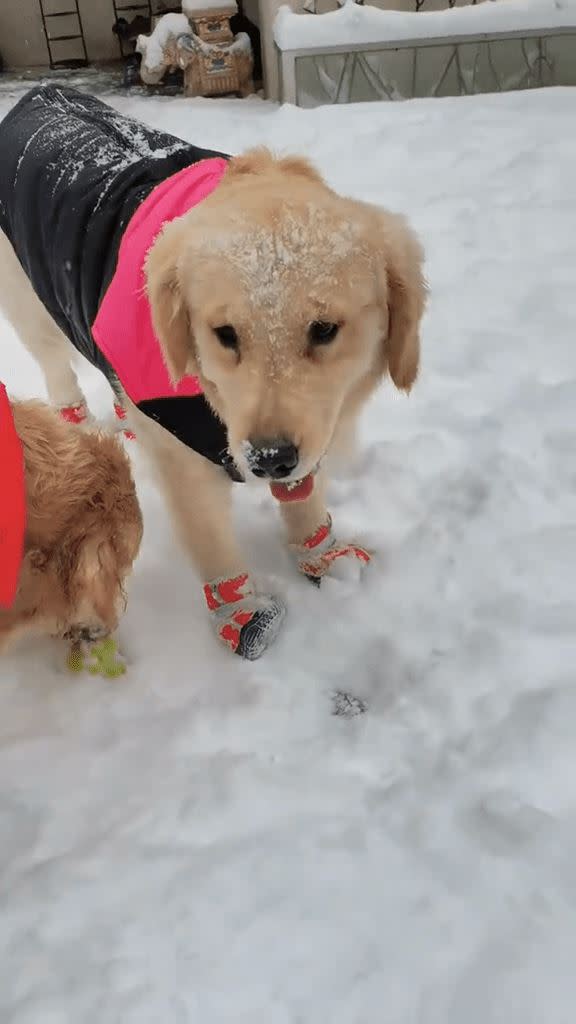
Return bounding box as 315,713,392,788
0,383,26,609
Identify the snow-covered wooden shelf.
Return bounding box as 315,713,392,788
274,0,576,106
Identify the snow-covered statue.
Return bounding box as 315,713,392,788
136,13,192,85
136,2,254,98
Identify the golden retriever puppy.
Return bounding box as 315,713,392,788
0,397,143,672
141,151,426,654
0,86,426,661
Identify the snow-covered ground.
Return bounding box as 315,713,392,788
1,82,576,1023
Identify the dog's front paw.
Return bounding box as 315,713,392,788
292,517,371,584
204,573,285,660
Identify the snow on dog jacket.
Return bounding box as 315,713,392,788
0,85,242,477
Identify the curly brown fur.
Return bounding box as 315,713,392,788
0,400,143,653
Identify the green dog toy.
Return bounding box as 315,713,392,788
67,637,126,679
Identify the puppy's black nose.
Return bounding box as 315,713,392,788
249,440,299,480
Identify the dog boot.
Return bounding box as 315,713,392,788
114,403,136,441
59,401,91,425
203,572,285,660
291,515,371,584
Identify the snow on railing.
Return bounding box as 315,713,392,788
182,0,238,13
274,0,576,51
274,0,576,106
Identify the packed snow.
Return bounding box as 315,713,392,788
1,80,576,1023
274,0,576,49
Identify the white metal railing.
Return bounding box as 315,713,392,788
274,0,576,106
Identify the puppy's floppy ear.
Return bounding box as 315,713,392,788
373,211,427,392
277,154,325,184
226,147,275,177
227,147,324,185
145,222,197,385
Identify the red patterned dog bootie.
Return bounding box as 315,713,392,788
292,515,371,584
114,403,136,440
59,401,90,425
203,573,285,660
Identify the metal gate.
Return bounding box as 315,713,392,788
38,0,88,69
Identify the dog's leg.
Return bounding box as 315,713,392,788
0,609,30,654
0,229,88,421
127,401,285,659
101,380,137,440
112,399,136,439
278,470,371,584
61,534,130,678
278,472,329,549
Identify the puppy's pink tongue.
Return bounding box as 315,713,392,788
270,474,314,503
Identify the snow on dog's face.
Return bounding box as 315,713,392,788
146,150,426,487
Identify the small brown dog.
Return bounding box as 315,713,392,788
0,398,143,669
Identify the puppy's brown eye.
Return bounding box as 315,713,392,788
309,321,339,345
214,325,238,350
